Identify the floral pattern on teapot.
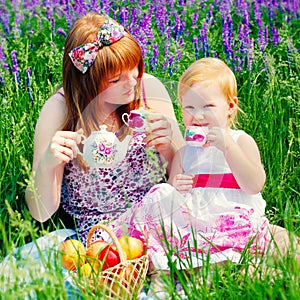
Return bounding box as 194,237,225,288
92,135,116,165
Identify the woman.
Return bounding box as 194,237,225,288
25,13,185,245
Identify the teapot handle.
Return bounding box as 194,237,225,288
75,132,86,156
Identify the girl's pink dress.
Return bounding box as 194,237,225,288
111,130,271,269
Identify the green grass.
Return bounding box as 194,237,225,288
0,1,299,299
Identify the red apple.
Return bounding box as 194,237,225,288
86,240,121,271
58,239,86,271
98,245,121,270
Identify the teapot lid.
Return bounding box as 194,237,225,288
98,124,116,138
99,124,109,132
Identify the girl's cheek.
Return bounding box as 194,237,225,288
182,111,192,125
183,116,191,127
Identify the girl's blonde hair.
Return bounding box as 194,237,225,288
178,57,240,126
62,13,144,135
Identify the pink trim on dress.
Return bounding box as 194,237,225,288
193,173,240,189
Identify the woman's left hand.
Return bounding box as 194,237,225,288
143,112,173,153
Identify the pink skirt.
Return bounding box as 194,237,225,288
110,183,271,270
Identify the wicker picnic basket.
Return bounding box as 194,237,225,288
84,223,149,299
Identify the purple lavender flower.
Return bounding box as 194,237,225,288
1,9,10,35
200,21,209,57
174,15,181,40
254,1,268,52
220,2,233,61
140,9,154,41
12,12,21,35
101,0,111,16
0,46,9,71
26,68,34,103
271,25,280,46
247,38,254,71
149,44,159,71
89,0,100,13
128,7,137,32
176,49,181,62
192,35,199,59
237,1,252,70
191,13,199,29
46,5,52,21
51,17,55,37
155,5,167,35
57,27,67,38
120,7,129,27
11,50,20,86
0,75,4,87
168,55,174,77
74,0,88,17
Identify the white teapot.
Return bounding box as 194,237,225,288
77,125,132,168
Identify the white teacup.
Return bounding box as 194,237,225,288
122,109,149,132
185,126,209,147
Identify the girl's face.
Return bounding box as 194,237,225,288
181,82,236,128
100,67,139,107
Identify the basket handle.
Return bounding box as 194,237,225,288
87,223,127,262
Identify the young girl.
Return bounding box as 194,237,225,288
114,59,300,297
169,57,271,258
114,57,271,268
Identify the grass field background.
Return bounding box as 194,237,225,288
0,1,299,299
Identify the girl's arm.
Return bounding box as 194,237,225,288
207,128,266,194
226,133,266,194
168,148,194,193
25,92,78,222
143,73,185,173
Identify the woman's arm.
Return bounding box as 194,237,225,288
142,73,185,173
25,92,77,222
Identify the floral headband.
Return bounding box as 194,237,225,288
68,19,125,74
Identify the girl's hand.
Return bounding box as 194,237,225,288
43,129,83,168
204,127,233,153
172,174,194,194
143,112,172,153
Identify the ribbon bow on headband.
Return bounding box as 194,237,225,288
69,19,125,74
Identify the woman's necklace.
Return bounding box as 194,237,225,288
98,113,118,132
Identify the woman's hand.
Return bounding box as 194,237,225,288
43,129,83,168
172,173,194,194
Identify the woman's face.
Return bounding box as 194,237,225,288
182,82,233,128
100,67,139,107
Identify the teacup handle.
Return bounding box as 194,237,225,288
121,113,130,127
75,133,86,156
